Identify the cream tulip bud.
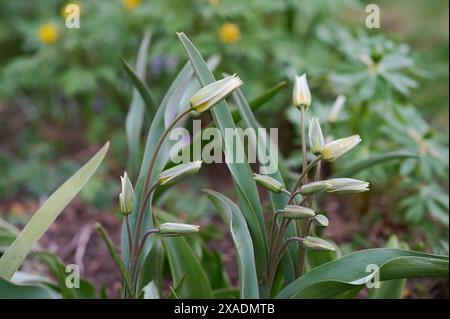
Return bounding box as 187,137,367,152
312,214,329,227
300,236,335,251
299,181,331,195
309,117,325,155
253,173,284,193
159,223,200,237
158,161,203,186
190,74,243,113
325,178,369,194
293,74,311,109
280,205,315,220
119,172,134,215
321,135,361,162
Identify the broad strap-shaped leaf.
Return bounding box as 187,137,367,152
0,142,109,280
204,189,259,298
122,31,156,177
162,237,213,298
276,248,449,299
177,33,268,283
369,235,407,299
0,277,56,299
333,151,417,178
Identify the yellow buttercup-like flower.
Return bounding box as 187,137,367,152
38,23,58,45
123,0,142,10
218,22,240,44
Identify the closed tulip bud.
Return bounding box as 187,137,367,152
321,135,361,161
293,74,311,109
119,172,134,215
280,205,315,220
159,223,200,237
312,214,329,227
299,181,331,195
158,161,202,186
325,178,369,193
253,173,283,193
190,74,243,113
300,236,335,251
309,117,325,155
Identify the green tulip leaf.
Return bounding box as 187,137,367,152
277,248,448,299
0,142,109,280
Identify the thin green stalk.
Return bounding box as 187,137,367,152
130,107,193,290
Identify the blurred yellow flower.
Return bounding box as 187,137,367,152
208,0,220,6
123,0,142,10
38,23,58,45
61,2,82,19
218,22,240,44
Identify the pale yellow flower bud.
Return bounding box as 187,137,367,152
190,74,243,113
309,117,325,155
325,178,369,194
280,205,315,220
158,161,202,186
253,173,283,193
321,135,361,161
119,172,134,215
159,223,200,237
300,236,335,251
293,74,311,109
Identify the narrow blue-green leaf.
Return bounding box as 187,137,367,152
177,33,268,282
248,80,287,110
122,31,155,177
204,189,259,298
0,142,109,280
276,248,448,299
333,151,417,178
162,237,213,298
0,277,56,299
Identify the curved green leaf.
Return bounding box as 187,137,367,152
204,189,259,298
162,237,213,298
276,248,448,299
177,33,268,284
122,32,156,177
369,235,408,299
0,277,56,299
248,80,287,110
0,142,109,280
334,151,417,177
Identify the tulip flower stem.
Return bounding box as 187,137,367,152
267,218,290,292
277,237,304,260
140,107,193,212
300,106,308,185
125,215,133,257
288,156,322,204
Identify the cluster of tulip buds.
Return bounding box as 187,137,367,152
253,73,370,254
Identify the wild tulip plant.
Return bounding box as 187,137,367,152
0,33,448,299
